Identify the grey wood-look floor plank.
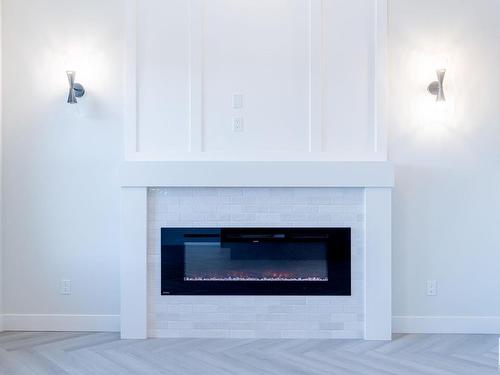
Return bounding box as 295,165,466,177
0,347,37,375
308,349,413,375
363,350,459,375
283,351,361,375
0,332,498,375
69,348,137,375
9,349,70,375
120,349,201,375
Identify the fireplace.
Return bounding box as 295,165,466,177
161,228,351,296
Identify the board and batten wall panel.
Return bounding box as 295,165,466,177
202,0,310,153
323,0,376,155
126,0,387,161
136,0,191,154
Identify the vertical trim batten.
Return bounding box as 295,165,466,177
373,0,388,159
308,0,323,153
189,0,204,152
124,0,138,156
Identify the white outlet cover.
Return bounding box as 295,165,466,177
233,117,244,132
426,280,437,296
60,279,71,295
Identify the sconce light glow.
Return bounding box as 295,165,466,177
66,71,85,104
406,50,457,129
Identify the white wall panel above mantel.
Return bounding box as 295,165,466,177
125,0,388,162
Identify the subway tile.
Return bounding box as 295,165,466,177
230,330,256,339
318,322,345,330
168,321,195,330
254,330,283,339
193,321,225,330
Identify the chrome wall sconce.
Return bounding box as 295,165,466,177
66,71,85,104
428,69,446,102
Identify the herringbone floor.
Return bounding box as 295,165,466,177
0,332,498,375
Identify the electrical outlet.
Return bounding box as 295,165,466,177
60,279,71,295
233,117,244,132
426,280,437,296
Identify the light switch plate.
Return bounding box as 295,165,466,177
232,94,243,109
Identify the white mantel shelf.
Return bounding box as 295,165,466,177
120,161,395,188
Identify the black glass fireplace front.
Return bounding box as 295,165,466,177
161,228,351,296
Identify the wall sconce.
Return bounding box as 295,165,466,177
66,71,85,104
427,69,446,102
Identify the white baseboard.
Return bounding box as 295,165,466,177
3,314,499,335
393,316,500,334
2,314,120,332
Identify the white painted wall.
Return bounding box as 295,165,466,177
390,0,500,331
2,0,123,327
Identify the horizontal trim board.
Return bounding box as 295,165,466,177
126,152,388,162
2,314,120,333
120,161,395,188
393,316,500,335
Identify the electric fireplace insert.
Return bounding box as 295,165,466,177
161,228,351,296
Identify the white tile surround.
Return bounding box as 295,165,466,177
147,188,365,339
120,161,393,340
